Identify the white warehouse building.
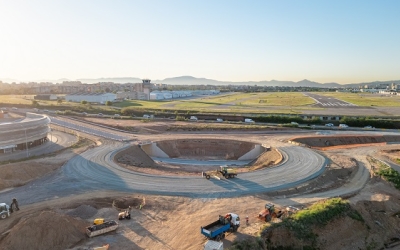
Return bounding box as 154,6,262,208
65,93,116,104
149,92,165,100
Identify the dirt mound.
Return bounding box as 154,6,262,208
0,211,89,250
66,205,98,219
251,148,282,170
115,145,157,168
291,135,400,148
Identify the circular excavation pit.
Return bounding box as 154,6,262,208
139,139,266,166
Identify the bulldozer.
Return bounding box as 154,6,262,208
258,203,284,222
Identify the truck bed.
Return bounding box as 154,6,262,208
86,220,118,238
201,217,231,238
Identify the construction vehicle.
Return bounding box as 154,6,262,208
201,213,240,241
202,166,238,180
258,203,284,222
118,206,131,220
204,240,223,250
86,220,118,238
93,218,105,225
0,203,10,219
258,204,300,222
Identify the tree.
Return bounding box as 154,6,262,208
105,101,113,106
32,100,39,106
57,99,63,105
81,100,88,105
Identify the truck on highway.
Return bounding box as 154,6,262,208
201,213,240,241
86,220,118,238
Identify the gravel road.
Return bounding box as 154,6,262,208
1,137,326,205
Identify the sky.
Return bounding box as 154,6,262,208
1,0,400,84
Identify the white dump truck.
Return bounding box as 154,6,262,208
86,220,118,238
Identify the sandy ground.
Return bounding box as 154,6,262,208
2,118,400,250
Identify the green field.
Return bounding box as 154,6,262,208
2,92,400,115
317,92,400,107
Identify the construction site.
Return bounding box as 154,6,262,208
1,114,400,250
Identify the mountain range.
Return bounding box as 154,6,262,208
1,76,399,88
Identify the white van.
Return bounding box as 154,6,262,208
244,118,255,123
216,118,223,122
190,116,198,121
339,124,349,128
143,114,150,119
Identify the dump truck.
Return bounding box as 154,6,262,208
202,166,238,180
0,203,10,219
201,213,240,241
86,220,118,238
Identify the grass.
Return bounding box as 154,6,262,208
317,92,400,107
273,198,363,241
369,157,400,189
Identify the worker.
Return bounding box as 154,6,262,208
11,198,19,212
246,216,249,225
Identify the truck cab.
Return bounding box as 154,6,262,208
0,203,10,219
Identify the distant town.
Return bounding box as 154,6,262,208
1,78,400,102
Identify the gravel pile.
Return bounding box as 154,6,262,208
66,205,98,219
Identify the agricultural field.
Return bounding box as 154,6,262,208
317,92,400,107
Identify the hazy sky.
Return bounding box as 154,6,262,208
1,0,400,84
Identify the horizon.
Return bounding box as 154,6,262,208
2,75,400,85
1,1,399,84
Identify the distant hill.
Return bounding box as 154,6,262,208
2,76,400,88
76,77,142,84
158,77,400,88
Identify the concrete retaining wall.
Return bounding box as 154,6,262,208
238,145,265,160
141,143,169,158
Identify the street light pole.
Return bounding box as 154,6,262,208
24,128,29,157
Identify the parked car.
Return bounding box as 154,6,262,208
339,124,349,128
216,118,223,122
244,118,255,123
291,122,299,125
82,112,87,115
325,123,334,127
143,114,150,119
190,116,198,121
114,114,121,117
364,125,375,129
11,107,18,110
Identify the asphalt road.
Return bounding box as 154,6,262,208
0,130,77,162
304,92,357,108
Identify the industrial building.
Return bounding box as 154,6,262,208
65,93,116,104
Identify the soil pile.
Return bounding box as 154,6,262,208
291,135,400,148
251,148,282,170
66,205,98,219
115,145,157,168
0,211,89,250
